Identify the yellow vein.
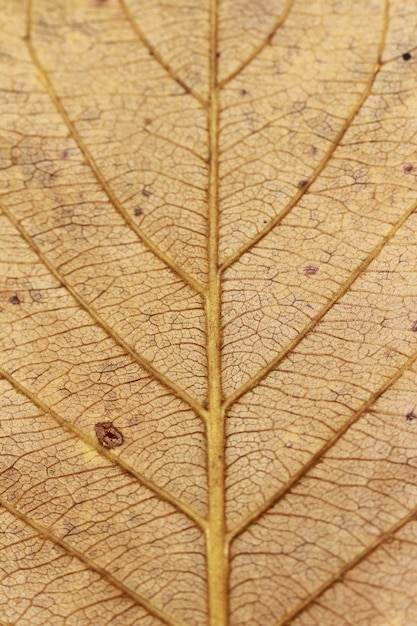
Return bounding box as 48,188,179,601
0,366,207,531
0,497,186,626
118,0,207,107
142,128,207,164
275,506,417,626
225,197,417,413
1,200,207,425
228,326,417,542
205,1,228,625
220,0,389,271
26,0,205,298
218,0,295,88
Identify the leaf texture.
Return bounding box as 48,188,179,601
2,1,417,625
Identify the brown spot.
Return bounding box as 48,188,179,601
310,146,318,155
134,207,144,216
303,265,319,276
93,0,107,4
9,295,20,305
239,89,248,96
406,411,416,423
95,422,124,449
61,150,69,159
216,51,221,58
298,179,308,189
411,320,417,332
202,400,209,410
144,118,152,126
403,52,412,61
142,188,151,197
403,163,414,173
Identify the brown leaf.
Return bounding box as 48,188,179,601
1,1,417,625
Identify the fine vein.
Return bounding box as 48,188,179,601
276,507,417,626
0,365,206,531
225,189,417,413
218,0,295,88
26,0,205,297
221,0,389,271
0,497,186,626
1,199,207,424
228,335,417,541
118,0,207,106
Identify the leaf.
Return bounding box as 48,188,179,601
1,1,417,624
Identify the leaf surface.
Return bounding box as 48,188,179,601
2,1,417,625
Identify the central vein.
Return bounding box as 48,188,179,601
205,0,228,624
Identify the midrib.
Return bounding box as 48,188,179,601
205,0,229,624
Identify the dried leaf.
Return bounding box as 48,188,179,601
2,1,417,625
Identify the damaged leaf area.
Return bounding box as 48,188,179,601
2,1,417,625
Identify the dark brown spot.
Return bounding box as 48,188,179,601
298,179,308,189
303,265,319,276
95,422,124,449
403,52,412,61
134,207,144,216
403,163,414,173
202,400,209,410
9,295,20,305
239,89,248,96
216,51,221,58
144,118,152,126
406,411,416,423
411,320,417,332
149,50,154,56
142,188,151,197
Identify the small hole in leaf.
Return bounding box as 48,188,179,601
95,422,124,449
